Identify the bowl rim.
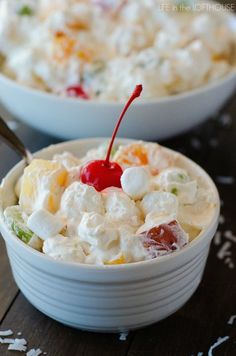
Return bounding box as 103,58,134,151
0,138,220,271
0,66,235,106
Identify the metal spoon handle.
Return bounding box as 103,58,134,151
0,116,32,164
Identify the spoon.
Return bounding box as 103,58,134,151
0,116,32,165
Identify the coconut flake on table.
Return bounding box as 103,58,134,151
8,338,27,352
0,337,15,344
214,231,222,246
215,176,235,185
217,241,232,259
219,215,225,225
228,315,236,325
208,336,229,356
0,330,13,336
218,113,232,127
224,230,236,243
119,331,129,341
26,348,43,356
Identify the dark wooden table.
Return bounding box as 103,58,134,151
0,92,236,355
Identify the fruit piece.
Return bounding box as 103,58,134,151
114,143,148,167
19,159,68,214
4,206,34,244
76,49,93,62
81,84,143,191
66,85,89,99
53,32,76,62
105,255,126,265
18,5,33,16
81,160,123,192
141,220,187,254
179,222,201,242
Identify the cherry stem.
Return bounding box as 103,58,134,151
105,84,143,166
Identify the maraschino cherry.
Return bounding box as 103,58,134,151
66,85,89,99
81,84,143,191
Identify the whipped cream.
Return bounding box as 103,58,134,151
102,187,142,227
43,234,86,263
140,191,178,217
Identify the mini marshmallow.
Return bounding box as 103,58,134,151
121,167,150,200
27,209,65,240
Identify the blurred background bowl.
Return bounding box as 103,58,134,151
0,70,235,141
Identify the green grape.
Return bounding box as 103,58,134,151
4,206,33,244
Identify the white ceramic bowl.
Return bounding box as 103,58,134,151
0,139,220,332
0,69,236,141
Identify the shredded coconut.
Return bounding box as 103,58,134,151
0,337,15,344
208,336,229,356
0,329,46,355
219,113,232,127
8,338,27,352
228,315,236,325
215,176,235,185
119,331,129,341
26,348,43,356
219,215,225,225
0,330,13,336
214,231,222,246
217,241,232,259
224,230,236,243
8,344,27,352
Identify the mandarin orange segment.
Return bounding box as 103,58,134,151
76,49,93,62
115,144,148,167
53,32,76,62
67,21,89,31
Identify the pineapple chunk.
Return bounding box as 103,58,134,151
19,159,68,214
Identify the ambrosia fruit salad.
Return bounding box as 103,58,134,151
3,86,217,265
4,139,218,265
0,0,235,101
